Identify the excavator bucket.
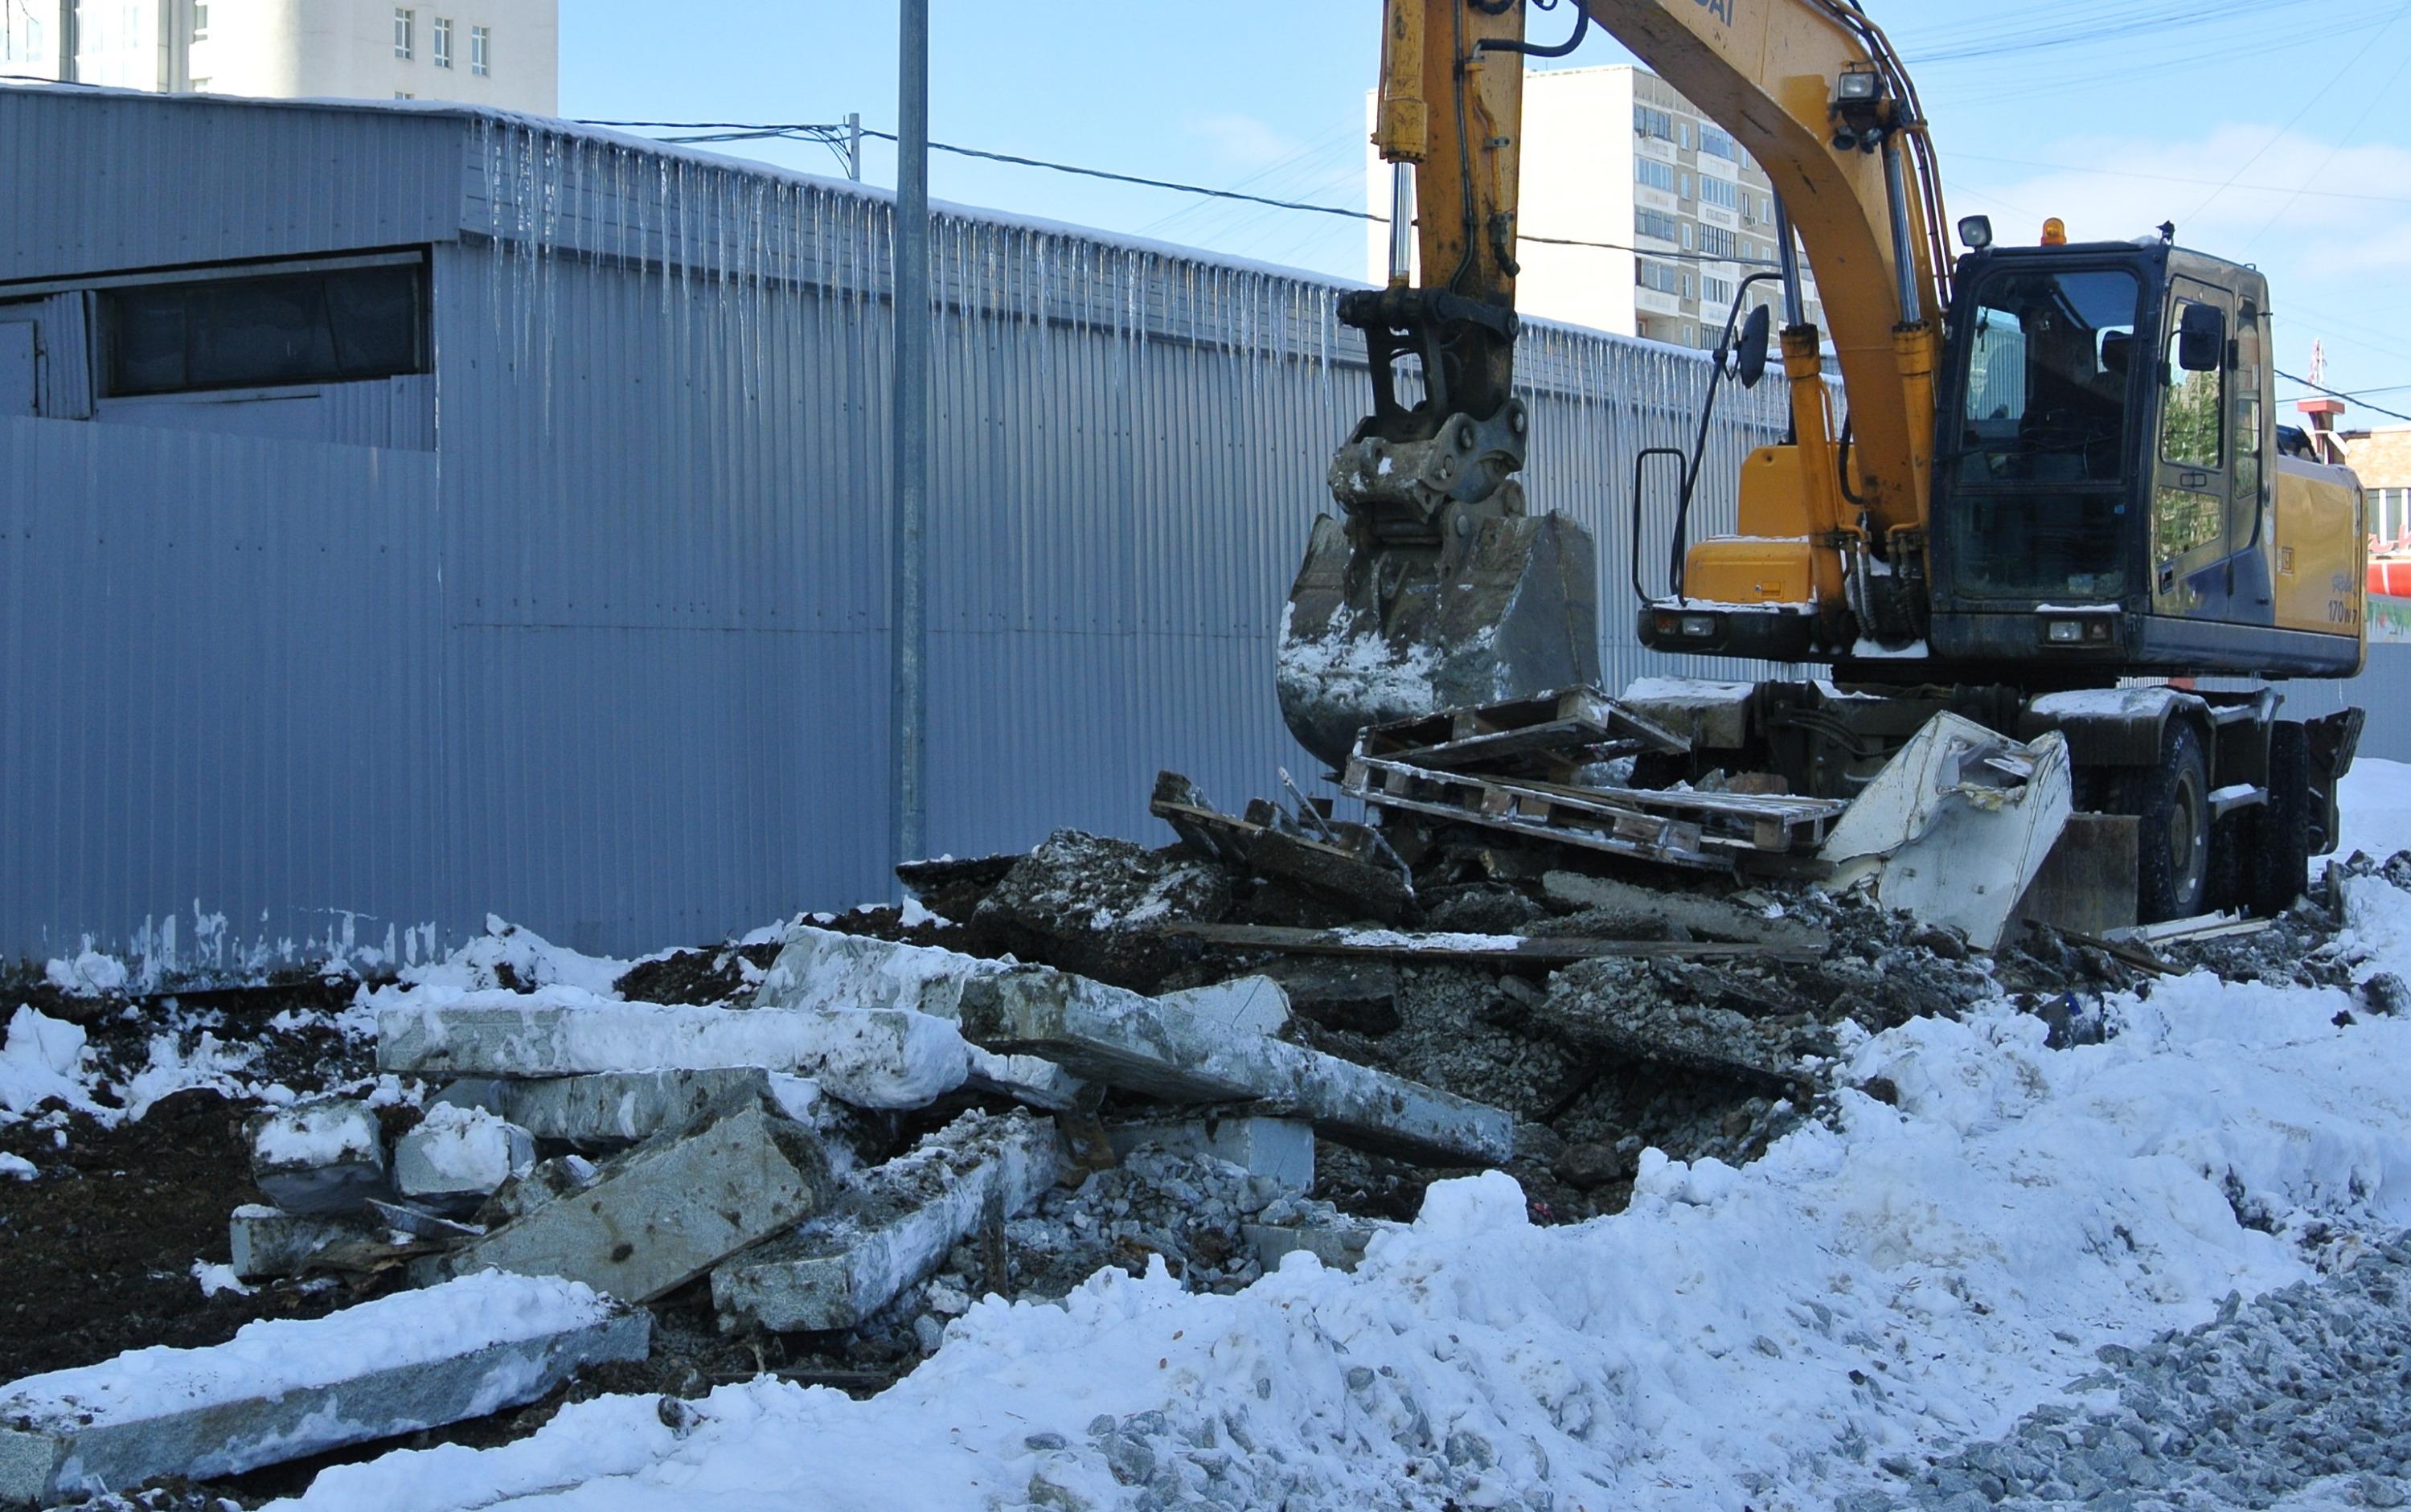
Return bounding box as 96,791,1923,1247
1276,512,1601,771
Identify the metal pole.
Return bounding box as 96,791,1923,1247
889,0,929,881
846,111,863,182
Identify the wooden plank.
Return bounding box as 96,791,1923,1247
1157,922,1823,965
1344,781,1730,872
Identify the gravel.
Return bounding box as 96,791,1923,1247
1870,1231,2411,1511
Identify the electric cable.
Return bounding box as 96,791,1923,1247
2278,371,2411,425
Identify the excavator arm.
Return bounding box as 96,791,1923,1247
1276,0,1953,766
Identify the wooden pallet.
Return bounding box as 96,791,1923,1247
1343,751,1729,871
1358,686,1689,776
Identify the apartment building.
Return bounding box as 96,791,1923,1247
1368,64,1822,350
3,0,554,113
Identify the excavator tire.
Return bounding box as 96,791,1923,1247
2115,719,2211,924
2249,720,2312,917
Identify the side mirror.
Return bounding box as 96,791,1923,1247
2179,303,2224,373
1735,303,1773,389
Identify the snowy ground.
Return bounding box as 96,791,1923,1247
239,760,2411,1512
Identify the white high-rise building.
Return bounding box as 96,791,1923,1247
1369,64,1821,350
3,1,556,114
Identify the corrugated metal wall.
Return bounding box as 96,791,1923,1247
48,92,2401,970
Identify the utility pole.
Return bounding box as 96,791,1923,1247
889,0,929,882
845,112,863,182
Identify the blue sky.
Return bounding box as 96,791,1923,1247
562,1,2411,417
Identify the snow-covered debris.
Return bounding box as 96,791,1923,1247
0,1152,35,1181
0,1272,647,1505
279,902,2411,1510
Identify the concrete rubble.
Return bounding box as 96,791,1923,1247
713,1108,1060,1332
0,1273,647,1506
15,677,2188,1506
430,1088,835,1304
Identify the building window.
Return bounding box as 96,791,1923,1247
1638,259,1683,296
1634,104,1674,141
1679,172,1692,200
1635,208,1679,244
1700,177,1739,211
1700,224,1740,260
394,7,412,58
191,2,208,39
394,91,412,99
1636,158,1676,194
433,17,451,67
470,25,490,75
1704,275,1735,305
100,261,430,398
1700,126,1736,162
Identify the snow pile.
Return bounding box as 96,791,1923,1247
0,1006,99,1121
404,1104,536,1190
404,916,630,998
43,948,128,998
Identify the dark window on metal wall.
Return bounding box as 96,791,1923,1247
100,262,428,398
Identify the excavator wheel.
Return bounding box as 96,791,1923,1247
2114,720,2211,924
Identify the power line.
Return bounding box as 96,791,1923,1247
580,117,1786,266
2278,371,2411,424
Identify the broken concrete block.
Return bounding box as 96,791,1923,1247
1106,1113,1314,1193
754,927,1094,1110
1245,1221,1374,1273
0,1272,646,1506
1155,976,1291,1039
245,1098,387,1215
228,1205,378,1280
972,829,1232,988
1261,956,1402,1035
954,966,1512,1166
502,1067,778,1149
754,924,1009,1017
713,1108,1058,1332
375,990,969,1110
1540,871,1830,950
435,1091,834,1304
364,1198,485,1242
394,1104,536,1211
427,1077,511,1115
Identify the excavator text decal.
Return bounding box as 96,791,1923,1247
1694,0,1735,23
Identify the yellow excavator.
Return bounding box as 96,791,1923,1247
1279,0,2368,922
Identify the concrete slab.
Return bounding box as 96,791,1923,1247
502,1067,776,1149
433,1090,834,1303
754,927,1095,1111
394,1105,535,1211
1105,1113,1314,1192
0,1273,647,1506
713,1108,1058,1333
375,994,969,1110
228,1205,376,1280
953,966,1513,1166
245,1098,387,1215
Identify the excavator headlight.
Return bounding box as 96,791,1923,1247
1835,70,1881,102
2046,620,2084,644
1679,614,1718,637
1958,215,1993,252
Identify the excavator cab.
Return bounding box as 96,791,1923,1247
1921,236,2363,682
